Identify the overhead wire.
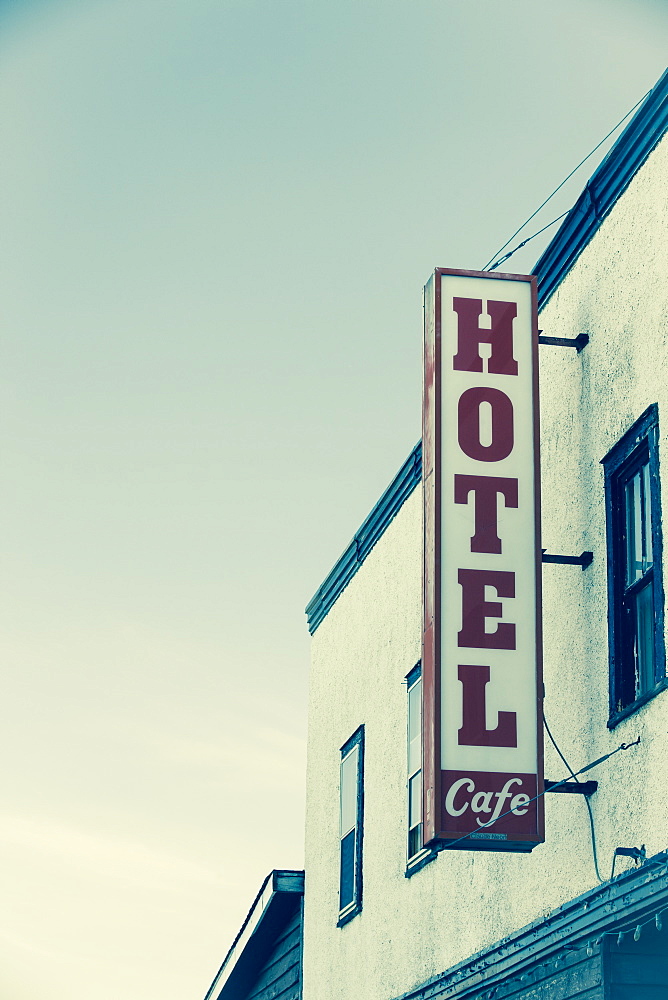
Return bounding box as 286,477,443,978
470,84,654,883
481,89,652,272
543,713,605,883
436,736,640,854
486,212,569,272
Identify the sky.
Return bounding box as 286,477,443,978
0,1,666,998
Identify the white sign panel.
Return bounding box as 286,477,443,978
423,268,544,852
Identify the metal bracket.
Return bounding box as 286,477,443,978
610,845,646,880
542,550,593,570
614,845,646,862
538,333,589,352
545,779,598,796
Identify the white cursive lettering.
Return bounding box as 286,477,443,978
444,776,527,826
444,778,475,816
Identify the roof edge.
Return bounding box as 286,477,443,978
203,869,304,1000
534,67,668,308
305,442,422,633
396,851,668,999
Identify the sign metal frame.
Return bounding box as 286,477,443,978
422,267,544,853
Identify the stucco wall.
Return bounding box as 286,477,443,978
303,132,668,1000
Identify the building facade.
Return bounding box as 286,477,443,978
302,70,668,1000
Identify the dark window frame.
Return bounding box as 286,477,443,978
405,661,437,876
337,725,364,927
603,404,666,728
406,662,423,861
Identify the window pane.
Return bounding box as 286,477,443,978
340,746,358,837
408,680,422,775
409,771,422,829
339,829,356,910
635,581,654,696
643,461,653,567
408,822,423,859
408,736,421,777
408,681,421,741
626,472,643,585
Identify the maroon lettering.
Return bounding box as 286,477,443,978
452,297,518,376
458,387,514,462
457,568,516,649
454,475,518,554
458,664,517,746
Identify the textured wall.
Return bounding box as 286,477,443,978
303,133,668,1000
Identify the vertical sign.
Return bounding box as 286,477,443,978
423,268,544,853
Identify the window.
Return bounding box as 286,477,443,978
407,664,423,859
603,405,665,725
405,663,436,876
338,726,363,925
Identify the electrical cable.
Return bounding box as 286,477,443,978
543,713,605,883
481,89,652,271
486,211,570,272
436,737,640,854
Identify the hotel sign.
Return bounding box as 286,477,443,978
422,268,544,852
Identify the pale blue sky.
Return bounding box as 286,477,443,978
1,2,666,998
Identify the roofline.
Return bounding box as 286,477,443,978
305,442,422,633
395,849,668,999
534,66,668,309
305,69,668,635
203,870,304,1000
